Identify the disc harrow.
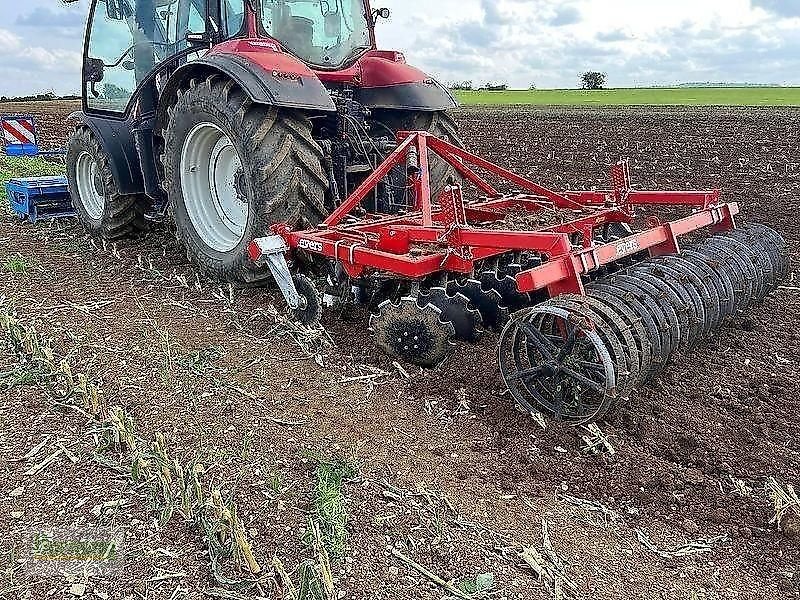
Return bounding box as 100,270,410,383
445,278,509,332
370,297,455,368
248,131,788,426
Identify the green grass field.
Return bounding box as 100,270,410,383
0,155,63,186
454,87,800,107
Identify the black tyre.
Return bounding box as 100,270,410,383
65,126,148,239
373,109,464,201
162,74,328,284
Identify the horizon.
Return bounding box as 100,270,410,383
2,83,796,100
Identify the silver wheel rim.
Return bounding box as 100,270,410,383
75,151,105,220
180,123,248,252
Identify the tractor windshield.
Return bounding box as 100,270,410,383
260,0,372,69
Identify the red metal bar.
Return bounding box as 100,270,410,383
444,155,500,198
416,134,433,226
562,189,720,208
625,190,721,207
425,135,587,210
285,230,474,277
515,202,740,293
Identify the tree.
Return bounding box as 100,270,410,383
448,80,474,91
529,83,537,90
580,71,607,90
103,83,133,100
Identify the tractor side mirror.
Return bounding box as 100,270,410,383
85,57,105,83
105,0,125,20
374,8,391,19
324,13,341,38
122,60,135,71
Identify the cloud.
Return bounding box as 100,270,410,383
0,29,22,52
596,29,632,42
751,0,800,17
547,5,582,26
480,0,513,25
452,21,498,48
0,26,81,95
16,6,85,28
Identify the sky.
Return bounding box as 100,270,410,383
0,0,799,96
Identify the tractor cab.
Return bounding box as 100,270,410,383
81,0,389,114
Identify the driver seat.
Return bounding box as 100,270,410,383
275,9,315,57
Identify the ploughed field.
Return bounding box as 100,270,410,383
1,100,798,599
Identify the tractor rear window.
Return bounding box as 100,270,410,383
260,0,372,69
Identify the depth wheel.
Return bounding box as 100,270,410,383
66,126,148,239
162,74,328,284
498,304,617,425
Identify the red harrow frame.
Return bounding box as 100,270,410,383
250,132,788,425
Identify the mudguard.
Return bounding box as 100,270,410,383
156,39,336,132
69,111,145,197
355,81,458,111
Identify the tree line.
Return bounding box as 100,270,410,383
449,72,608,92
0,91,81,103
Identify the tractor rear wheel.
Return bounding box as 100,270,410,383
162,75,328,284
65,126,148,240
373,110,464,201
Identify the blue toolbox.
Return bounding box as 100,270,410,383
6,176,76,223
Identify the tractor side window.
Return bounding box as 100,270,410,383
85,0,140,112
224,0,245,36
85,0,207,114
157,0,207,51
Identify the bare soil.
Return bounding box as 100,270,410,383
0,101,798,600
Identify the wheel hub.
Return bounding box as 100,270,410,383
180,123,249,253
540,361,560,377
74,151,106,221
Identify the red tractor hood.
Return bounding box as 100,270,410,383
314,51,433,87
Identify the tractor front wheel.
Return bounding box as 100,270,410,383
162,75,328,284
65,126,148,239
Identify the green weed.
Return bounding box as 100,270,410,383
0,366,43,389
267,470,283,495
305,455,358,559
181,345,223,375
3,256,28,274
0,155,64,186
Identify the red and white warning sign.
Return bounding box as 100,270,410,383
2,116,37,146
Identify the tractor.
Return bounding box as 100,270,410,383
67,0,460,284
67,0,789,426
